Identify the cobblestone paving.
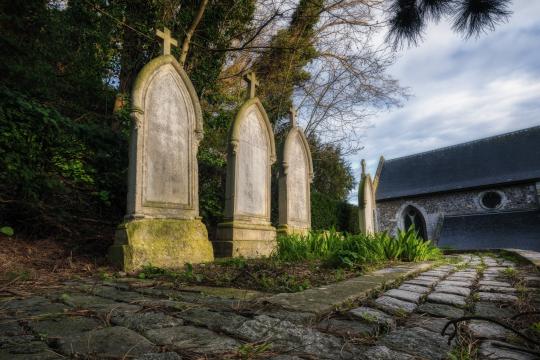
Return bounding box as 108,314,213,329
1,254,539,359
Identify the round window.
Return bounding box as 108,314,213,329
481,191,502,209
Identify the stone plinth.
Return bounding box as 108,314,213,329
278,124,313,236
108,54,213,270
215,97,277,257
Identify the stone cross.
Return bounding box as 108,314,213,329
289,106,297,128
156,27,178,55
361,159,366,176
244,71,259,99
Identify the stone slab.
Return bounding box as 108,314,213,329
473,302,518,318
427,292,466,307
374,296,417,315
478,280,512,287
378,326,452,360
420,270,449,278
145,325,240,354
403,279,436,287
58,326,156,357
478,285,517,294
477,292,518,303
478,340,537,360
384,289,423,304
398,284,431,294
434,285,471,297
29,316,102,338
363,346,415,360
467,320,513,340
405,314,455,334
234,315,361,359
348,306,396,330
317,318,377,337
416,303,465,318
438,280,473,288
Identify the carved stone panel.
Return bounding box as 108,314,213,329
286,134,309,223
125,55,203,219
278,127,313,234
235,106,269,218
143,64,191,207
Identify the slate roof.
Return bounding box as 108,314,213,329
376,125,540,201
438,210,540,251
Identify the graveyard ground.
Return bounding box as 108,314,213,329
1,250,540,359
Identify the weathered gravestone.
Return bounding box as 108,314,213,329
278,107,314,235
214,72,277,257
358,159,377,235
108,28,214,271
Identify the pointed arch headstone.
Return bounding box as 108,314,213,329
358,159,377,235
214,72,277,257
278,107,314,235
108,28,214,271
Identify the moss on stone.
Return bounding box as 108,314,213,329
108,218,214,272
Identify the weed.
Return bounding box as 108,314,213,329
5,269,32,282
499,268,519,282
237,342,272,359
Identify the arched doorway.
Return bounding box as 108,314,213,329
402,205,427,240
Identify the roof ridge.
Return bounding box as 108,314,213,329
385,124,540,163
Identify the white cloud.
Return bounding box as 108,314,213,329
348,0,540,204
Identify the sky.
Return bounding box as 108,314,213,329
348,0,540,204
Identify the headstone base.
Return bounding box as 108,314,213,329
214,221,277,258
108,218,214,271
277,224,310,236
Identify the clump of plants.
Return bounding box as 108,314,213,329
274,227,442,268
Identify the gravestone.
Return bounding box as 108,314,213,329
214,72,277,257
358,159,377,234
108,28,214,271
278,107,314,235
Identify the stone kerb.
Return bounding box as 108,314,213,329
215,97,277,258
108,54,214,271
278,126,314,235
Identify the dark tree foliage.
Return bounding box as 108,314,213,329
387,0,512,48
254,0,323,122
308,135,355,202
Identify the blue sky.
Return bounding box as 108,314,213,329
348,0,540,204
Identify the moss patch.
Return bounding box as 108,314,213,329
108,218,214,272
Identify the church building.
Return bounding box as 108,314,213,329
358,125,540,250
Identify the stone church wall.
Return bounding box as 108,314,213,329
376,183,539,242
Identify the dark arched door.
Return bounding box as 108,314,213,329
403,206,427,240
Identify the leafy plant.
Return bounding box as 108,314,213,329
274,227,441,269
0,226,14,236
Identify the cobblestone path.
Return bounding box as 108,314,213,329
1,253,539,359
